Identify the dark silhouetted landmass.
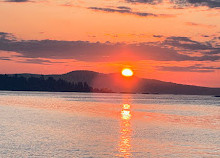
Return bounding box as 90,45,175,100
0,74,93,92
1,70,220,95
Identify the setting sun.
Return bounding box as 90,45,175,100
121,68,133,77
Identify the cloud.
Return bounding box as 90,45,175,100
88,6,171,17
117,6,131,10
0,32,9,36
163,36,219,51
4,0,30,2
125,0,220,8
185,22,216,28
208,49,220,55
0,57,11,61
0,32,16,40
171,0,220,8
19,58,62,65
153,35,164,38
157,65,220,72
0,32,220,62
187,0,220,8
88,6,132,14
163,36,220,59
125,0,162,4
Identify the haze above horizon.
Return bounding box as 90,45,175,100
0,0,219,87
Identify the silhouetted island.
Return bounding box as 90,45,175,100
1,70,220,95
0,74,112,93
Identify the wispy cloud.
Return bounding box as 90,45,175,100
0,57,11,61
153,35,164,38
185,22,216,28
126,0,220,8
0,32,219,62
4,0,30,2
163,36,220,52
157,65,220,72
19,58,55,64
125,0,162,4
88,6,172,17
171,0,220,8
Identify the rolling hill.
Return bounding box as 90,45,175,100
6,70,220,95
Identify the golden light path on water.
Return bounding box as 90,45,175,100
117,103,132,158
0,92,220,157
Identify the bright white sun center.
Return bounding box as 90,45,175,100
122,68,133,77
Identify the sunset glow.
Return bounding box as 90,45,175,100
1,0,220,155
0,0,219,87
121,68,134,77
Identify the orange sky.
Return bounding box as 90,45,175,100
0,0,219,87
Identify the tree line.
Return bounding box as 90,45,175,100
0,75,92,92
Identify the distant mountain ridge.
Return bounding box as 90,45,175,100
6,70,220,95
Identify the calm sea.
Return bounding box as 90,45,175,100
0,91,219,158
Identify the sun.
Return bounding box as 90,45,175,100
121,68,133,77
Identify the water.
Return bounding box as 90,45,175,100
0,91,219,158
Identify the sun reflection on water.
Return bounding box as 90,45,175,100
117,103,132,158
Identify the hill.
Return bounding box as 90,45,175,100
5,70,220,95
